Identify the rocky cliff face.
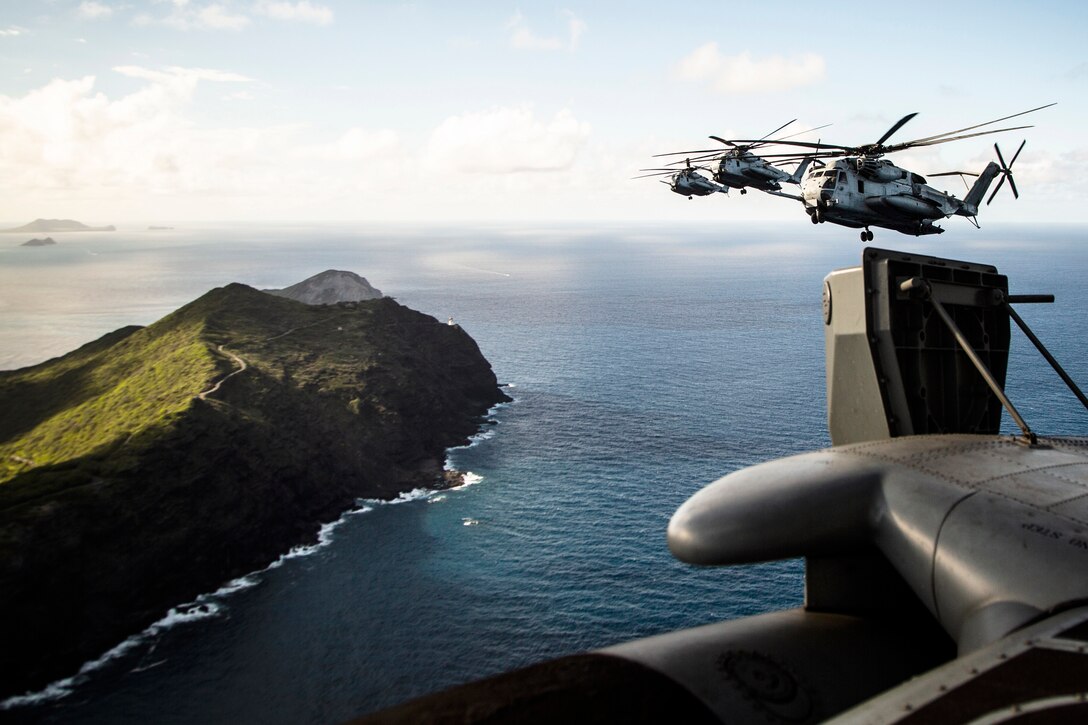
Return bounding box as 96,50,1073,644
264,269,383,304
0,284,508,700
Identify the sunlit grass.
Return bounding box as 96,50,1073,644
0,318,218,484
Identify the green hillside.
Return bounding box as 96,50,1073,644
0,316,217,485
0,283,508,699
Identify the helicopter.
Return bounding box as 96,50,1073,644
651,120,827,195
633,158,726,199
737,104,1055,241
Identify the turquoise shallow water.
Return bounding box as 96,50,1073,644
2,222,1086,722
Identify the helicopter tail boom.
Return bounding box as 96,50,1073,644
958,161,1001,217
788,157,813,185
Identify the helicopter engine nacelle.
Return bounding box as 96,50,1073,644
855,158,905,182
864,194,941,219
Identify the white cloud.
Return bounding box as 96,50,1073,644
0,70,418,220
506,11,586,52
78,2,114,19
114,65,254,84
0,26,28,37
299,127,400,161
425,106,590,174
135,1,251,30
0,68,265,200
197,4,250,30
675,44,825,93
253,1,333,25
565,11,586,51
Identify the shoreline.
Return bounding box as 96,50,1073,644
1,398,511,711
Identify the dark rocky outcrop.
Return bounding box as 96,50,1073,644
264,269,383,304
0,284,508,700
20,237,56,247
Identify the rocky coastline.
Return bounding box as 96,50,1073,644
0,284,509,701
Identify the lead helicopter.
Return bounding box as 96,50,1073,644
633,158,726,199
738,103,1055,241
651,119,827,194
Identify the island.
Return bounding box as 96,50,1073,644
0,279,509,700
20,237,57,247
2,219,115,233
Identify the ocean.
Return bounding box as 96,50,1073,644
1,222,1086,723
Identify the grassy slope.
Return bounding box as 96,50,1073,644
0,313,219,486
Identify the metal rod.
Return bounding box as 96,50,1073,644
1007,294,1054,304
1004,301,1088,412
927,294,1035,443
899,277,1036,443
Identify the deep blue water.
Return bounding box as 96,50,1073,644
1,222,1086,722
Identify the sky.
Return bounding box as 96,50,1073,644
1,0,1086,224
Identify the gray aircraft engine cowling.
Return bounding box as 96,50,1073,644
667,434,1088,654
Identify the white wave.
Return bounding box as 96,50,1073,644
451,472,483,489
2,503,378,710
0,596,228,711
2,398,517,710
428,494,448,504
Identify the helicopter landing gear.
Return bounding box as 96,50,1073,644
860,228,874,242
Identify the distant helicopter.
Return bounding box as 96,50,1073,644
652,120,827,194
743,104,1055,241
633,159,726,199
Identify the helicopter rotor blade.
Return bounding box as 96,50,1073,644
986,140,1025,203
888,125,1035,152
987,174,1007,205
758,119,797,143
997,140,1024,199
1007,174,1020,199
1008,139,1027,168
770,123,832,143
874,113,918,146
653,149,724,158
894,103,1055,148
709,135,741,149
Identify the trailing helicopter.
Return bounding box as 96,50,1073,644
633,159,726,199
651,120,826,195
743,104,1055,241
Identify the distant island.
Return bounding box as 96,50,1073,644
20,237,56,247
264,269,383,304
147,226,174,230
0,273,508,700
2,219,115,233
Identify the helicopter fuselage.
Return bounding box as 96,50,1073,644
714,150,792,192
799,158,990,237
671,168,725,198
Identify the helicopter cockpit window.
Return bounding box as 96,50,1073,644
821,171,841,189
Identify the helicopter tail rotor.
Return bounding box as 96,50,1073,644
987,140,1025,205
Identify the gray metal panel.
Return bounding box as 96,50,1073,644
669,434,1088,652
825,267,891,445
